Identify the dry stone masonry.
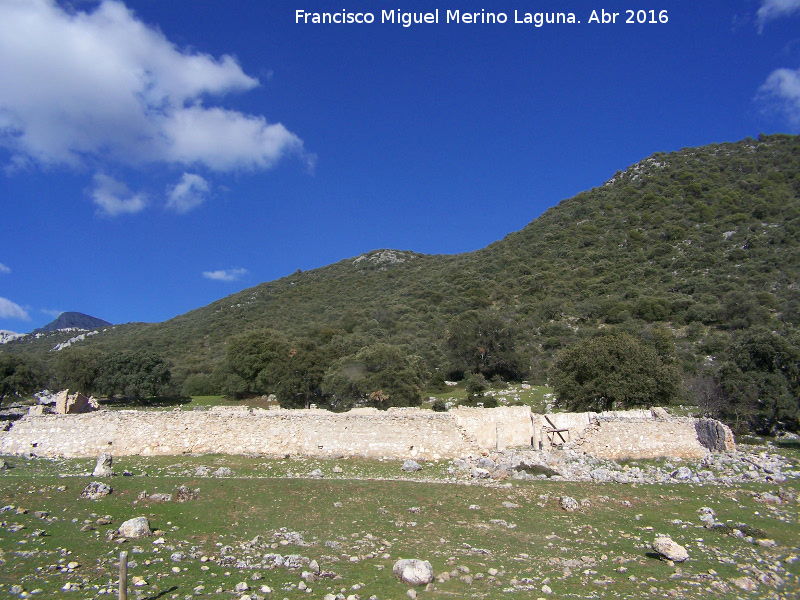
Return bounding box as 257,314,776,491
0,403,734,460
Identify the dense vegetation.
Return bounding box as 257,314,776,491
2,134,799,432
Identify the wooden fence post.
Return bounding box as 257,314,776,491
119,550,128,600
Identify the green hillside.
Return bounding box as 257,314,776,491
3,134,799,431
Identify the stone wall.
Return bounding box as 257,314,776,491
451,406,534,450
568,417,735,460
0,405,734,461
0,407,484,460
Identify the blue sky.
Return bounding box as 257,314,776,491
1,0,800,332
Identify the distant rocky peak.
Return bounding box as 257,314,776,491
33,312,112,334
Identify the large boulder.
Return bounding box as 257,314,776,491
118,517,151,539
54,390,99,414
652,536,689,562
92,453,114,477
393,559,434,586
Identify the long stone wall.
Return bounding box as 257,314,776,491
0,404,734,460
568,418,714,459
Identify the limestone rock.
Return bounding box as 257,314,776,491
54,390,99,414
671,467,692,481
118,517,151,539
92,453,114,477
80,481,112,500
560,496,579,512
471,467,491,479
652,536,689,562
650,407,670,420
401,460,422,472
175,485,199,502
393,559,434,586
731,577,757,592
476,457,495,470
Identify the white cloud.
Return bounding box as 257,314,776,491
0,0,307,171
0,297,30,320
757,0,800,31
203,268,248,282
758,66,800,125
161,105,303,172
166,172,210,213
0,262,10,274
91,173,147,216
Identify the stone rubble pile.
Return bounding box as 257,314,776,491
448,446,799,484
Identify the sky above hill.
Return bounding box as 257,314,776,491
1,0,800,332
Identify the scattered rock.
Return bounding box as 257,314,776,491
560,496,579,512
671,467,692,481
80,481,112,500
652,536,689,562
476,457,496,470
175,485,199,502
92,453,114,477
213,467,233,477
393,559,434,586
309,469,324,478
118,517,151,539
731,577,757,592
401,460,422,472
148,493,172,502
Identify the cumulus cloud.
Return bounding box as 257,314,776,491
0,297,30,320
203,268,248,282
91,173,147,216
0,262,10,274
0,0,307,175
758,66,800,126
757,0,800,31
166,173,210,213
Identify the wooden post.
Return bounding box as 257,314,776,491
119,551,128,600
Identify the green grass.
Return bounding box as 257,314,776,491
2,452,798,599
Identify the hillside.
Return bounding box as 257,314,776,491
3,134,799,428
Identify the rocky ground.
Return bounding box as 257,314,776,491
1,437,799,599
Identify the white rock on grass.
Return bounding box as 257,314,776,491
80,482,112,500
401,460,422,472
652,535,689,562
560,496,579,512
92,453,114,477
393,559,434,586
118,517,151,539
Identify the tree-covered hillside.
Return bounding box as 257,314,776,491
3,134,799,431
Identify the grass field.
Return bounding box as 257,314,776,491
1,450,798,599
